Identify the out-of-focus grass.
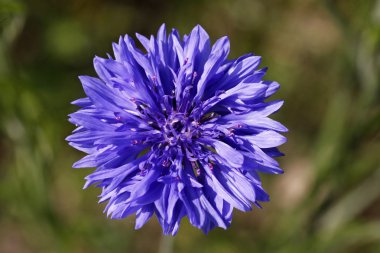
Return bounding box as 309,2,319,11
0,0,379,253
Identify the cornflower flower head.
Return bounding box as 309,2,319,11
67,24,287,235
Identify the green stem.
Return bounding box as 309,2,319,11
159,235,173,253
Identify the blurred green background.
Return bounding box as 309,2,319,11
0,0,379,252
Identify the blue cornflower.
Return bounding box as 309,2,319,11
66,24,287,235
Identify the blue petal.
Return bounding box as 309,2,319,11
79,76,133,112
184,26,201,63
218,113,288,132
71,97,92,107
135,204,154,229
202,163,251,211
200,138,244,168
239,130,287,148
194,36,230,103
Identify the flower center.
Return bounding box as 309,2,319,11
162,113,200,146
